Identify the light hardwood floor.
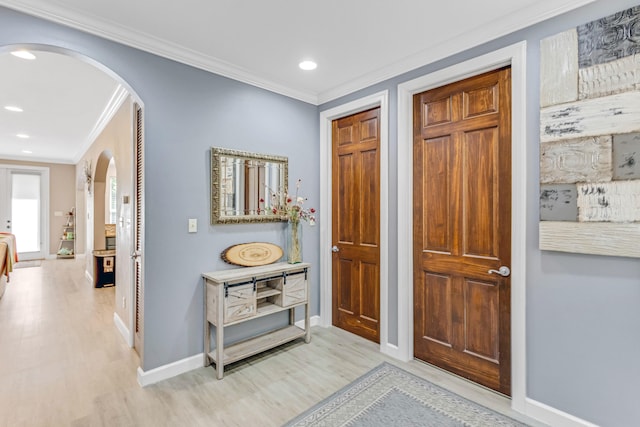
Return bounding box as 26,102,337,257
0,258,545,426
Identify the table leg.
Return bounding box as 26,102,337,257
204,281,211,367
304,301,311,343
216,323,224,379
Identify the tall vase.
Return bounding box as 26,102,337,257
286,219,302,264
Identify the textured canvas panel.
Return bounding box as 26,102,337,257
539,5,640,258
540,221,640,258
579,55,640,99
577,181,640,222
540,136,612,184
540,91,640,143
540,184,578,221
577,6,640,68
613,132,640,180
540,29,579,107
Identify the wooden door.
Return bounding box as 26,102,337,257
332,107,381,343
413,67,512,395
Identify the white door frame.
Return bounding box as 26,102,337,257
397,42,528,410
0,164,50,260
318,90,396,357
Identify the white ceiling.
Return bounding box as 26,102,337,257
0,0,595,164
0,50,123,164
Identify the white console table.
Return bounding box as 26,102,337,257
202,262,311,379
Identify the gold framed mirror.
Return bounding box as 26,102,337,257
210,147,288,224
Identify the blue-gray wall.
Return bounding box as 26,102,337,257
3,1,639,425
320,0,640,425
0,5,319,372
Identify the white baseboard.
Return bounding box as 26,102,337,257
48,253,84,259
524,397,599,427
132,317,594,427
314,315,404,360
295,315,321,329
137,354,204,387
113,312,133,347
136,317,319,387
380,342,404,360
277,312,596,426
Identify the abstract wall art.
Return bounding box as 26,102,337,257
539,5,640,258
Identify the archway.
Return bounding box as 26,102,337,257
0,44,145,360
94,150,114,252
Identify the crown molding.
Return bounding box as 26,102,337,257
0,0,319,105
0,153,74,164
317,0,596,104
72,84,128,164
1,0,595,107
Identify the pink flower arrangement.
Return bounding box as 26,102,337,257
261,179,316,225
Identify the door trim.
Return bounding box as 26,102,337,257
0,164,50,260
398,42,527,409
319,90,394,356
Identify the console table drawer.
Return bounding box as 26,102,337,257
275,271,307,307
224,283,256,323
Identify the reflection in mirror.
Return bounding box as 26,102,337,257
211,147,288,224
219,156,283,216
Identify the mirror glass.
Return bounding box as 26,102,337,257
211,147,288,224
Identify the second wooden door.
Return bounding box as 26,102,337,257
332,107,381,343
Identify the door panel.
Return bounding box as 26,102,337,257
359,260,379,322
11,172,41,254
464,278,499,362
463,84,499,118
423,136,452,252
0,168,46,260
413,67,511,395
360,150,378,245
337,154,355,243
337,258,354,315
332,107,381,343
420,272,452,346
463,128,498,257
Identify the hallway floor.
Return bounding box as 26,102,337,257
0,258,544,426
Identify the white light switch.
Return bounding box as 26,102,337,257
54,211,63,217
188,218,197,233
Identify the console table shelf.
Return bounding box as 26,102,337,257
257,287,281,299
203,262,311,379
207,324,307,367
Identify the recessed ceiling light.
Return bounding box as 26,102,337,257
16,133,30,139
4,106,23,112
11,50,36,60
22,150,32,154
299,60,317,71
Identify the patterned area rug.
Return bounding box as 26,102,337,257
284,363,530,427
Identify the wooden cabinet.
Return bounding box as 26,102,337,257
92,249,116,288
202,262,311,379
